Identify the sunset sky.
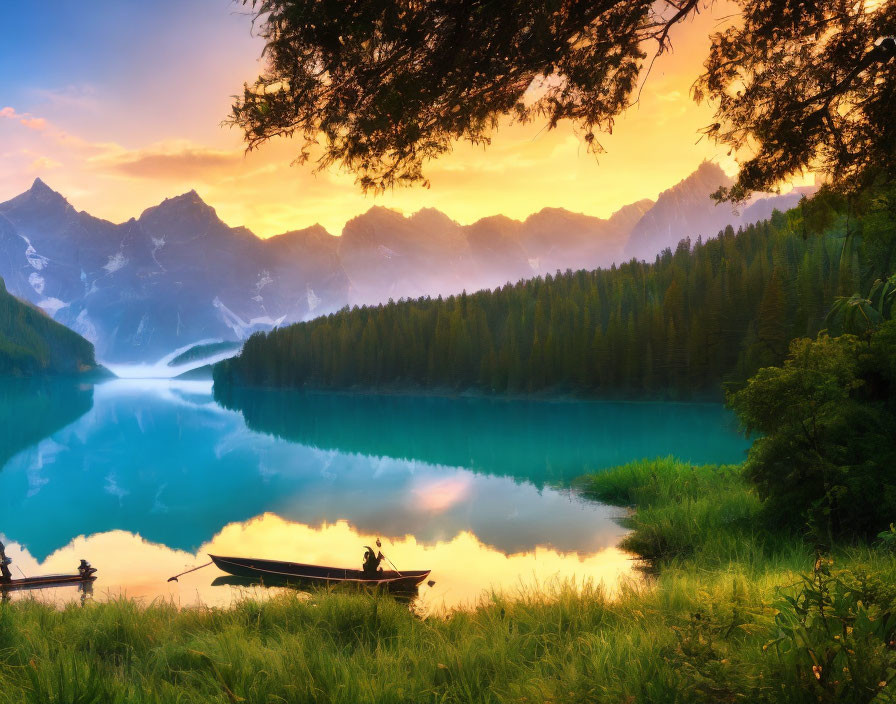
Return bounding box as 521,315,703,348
0,0,796,237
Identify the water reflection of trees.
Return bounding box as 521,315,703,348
214,385,746,487
0,379,94,470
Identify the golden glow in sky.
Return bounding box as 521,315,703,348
0,1,779,238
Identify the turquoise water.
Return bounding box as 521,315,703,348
0,378,749,609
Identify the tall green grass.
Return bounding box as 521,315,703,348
578,457,809,570
0,584,709,704
2,458,894,703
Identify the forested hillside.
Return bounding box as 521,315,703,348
0,277,99,376
215,186,895,398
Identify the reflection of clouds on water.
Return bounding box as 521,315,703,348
2,378,744,605
21,437,71,498
94,378,217,406
25,444,53,498
103,472,129,502
0,516,636,612
411,472,473,513
2,379,629,563
151,483,169,514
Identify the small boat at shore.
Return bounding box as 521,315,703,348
209,554,431,591
1,540,97,592
0,572,97,591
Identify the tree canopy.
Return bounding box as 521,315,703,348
232,0,896,198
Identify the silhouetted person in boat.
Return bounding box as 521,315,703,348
78,559,97,580
0,540,12,583
362,546,384,577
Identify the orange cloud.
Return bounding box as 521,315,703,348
1,107,48,132
20,117,47,131
97,144,244,181
28,156,62,171
412,474,474,513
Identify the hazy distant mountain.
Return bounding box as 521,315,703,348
0,181,350,362
624,162,817,261
463,215,533,291
135,191,349,343
337,166,815,306
338,206,475,304
740,186,819,224
521,202,653,274
624,162,736,260
338,200,656,304
0,166,815,362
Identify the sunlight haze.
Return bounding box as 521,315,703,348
0,0,761,237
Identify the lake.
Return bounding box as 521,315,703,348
0,378,749,611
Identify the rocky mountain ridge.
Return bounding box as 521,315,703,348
0,165,813,362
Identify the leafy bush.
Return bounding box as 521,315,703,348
729,322,896,542
878,525,896,554
768,558,896,703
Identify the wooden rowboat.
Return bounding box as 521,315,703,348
209,554,430,591
0,573,97,591
0,539,97,592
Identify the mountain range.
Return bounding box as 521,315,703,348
0,162,814,363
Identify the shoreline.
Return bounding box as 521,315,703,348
4,459,892,702
212,378,728,406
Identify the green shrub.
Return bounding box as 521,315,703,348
729,323,896,542
767,559,896,703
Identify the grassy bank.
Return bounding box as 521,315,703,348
579,459,896,703
2,460,895,703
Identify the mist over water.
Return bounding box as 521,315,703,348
101,339,238,379
0,378,748,610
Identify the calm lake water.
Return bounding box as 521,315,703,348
0,378,749,611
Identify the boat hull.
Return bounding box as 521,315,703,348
1,574,97,591
209,555,430,591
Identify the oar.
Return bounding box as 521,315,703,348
376,539,403,577
381,553,403,576
167,561,213,583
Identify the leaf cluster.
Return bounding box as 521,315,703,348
233,0,896,195
769,559,896,703
698,1,896,202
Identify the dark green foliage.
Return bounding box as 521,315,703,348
0,379,93,469
0,278,97,376
878,524,896,553
769,558,896,704
730,323,896,541
234,1,895,197
232,0,664,191
217,197,892,397
827,272,896,335
697,7,896,203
